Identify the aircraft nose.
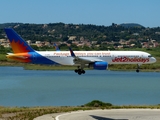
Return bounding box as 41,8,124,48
151,57,156,63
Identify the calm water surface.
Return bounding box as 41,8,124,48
0,66,160,107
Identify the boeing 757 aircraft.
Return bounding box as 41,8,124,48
4,28,156,75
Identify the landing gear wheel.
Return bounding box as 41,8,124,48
75,69,78,73
75,69,85,75
136,69,139,73
81,70,85,74
136,64,140,73
75,66,85,75
78,70,82,75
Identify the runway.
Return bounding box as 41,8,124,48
34,109,160,120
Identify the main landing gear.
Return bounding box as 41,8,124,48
136,64,140,73
75,66,85,75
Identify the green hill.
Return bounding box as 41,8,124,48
120,23,144,28
0,22,160,43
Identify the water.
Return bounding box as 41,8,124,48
0,66,160,107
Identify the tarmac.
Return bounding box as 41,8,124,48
34,109,160,120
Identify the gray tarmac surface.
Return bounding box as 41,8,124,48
34,109,160,120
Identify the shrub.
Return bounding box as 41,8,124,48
84,100,112,107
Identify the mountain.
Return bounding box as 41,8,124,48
1,22,160,43
120,23,145,28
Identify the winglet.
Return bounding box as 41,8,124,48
53,43,60,51
69,47,76,57
4,28,34,53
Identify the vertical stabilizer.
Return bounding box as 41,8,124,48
4,28,34,53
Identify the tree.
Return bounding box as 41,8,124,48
31,45,39,51
84,100,112,107
63,36,69,41
0,45,6,54
59,44,68,50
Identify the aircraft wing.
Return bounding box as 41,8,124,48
69,47,104,64
75,57,104,63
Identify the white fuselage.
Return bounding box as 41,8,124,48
36,51,156,65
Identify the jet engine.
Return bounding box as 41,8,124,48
89,61,108,70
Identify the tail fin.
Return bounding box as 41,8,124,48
4,28,34,53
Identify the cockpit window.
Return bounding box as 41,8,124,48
148,55,152,57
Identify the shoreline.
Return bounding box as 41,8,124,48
0,61,159,72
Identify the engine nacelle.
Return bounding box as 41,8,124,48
89,61,108,70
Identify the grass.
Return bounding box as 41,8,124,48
1,61,160,72
0,104,160,120
0,106,93,120
0,54,7,61
0,61,160,72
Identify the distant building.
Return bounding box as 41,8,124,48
26,40,32,45
68,36,76,40
0,39,10,47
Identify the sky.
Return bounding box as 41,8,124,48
1,0,160,28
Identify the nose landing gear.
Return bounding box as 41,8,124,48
136,64,140,73
136,69,139,73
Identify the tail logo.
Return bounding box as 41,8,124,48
4,28,34,53
10,39,30,53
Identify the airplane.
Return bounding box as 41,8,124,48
4,28,156,75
